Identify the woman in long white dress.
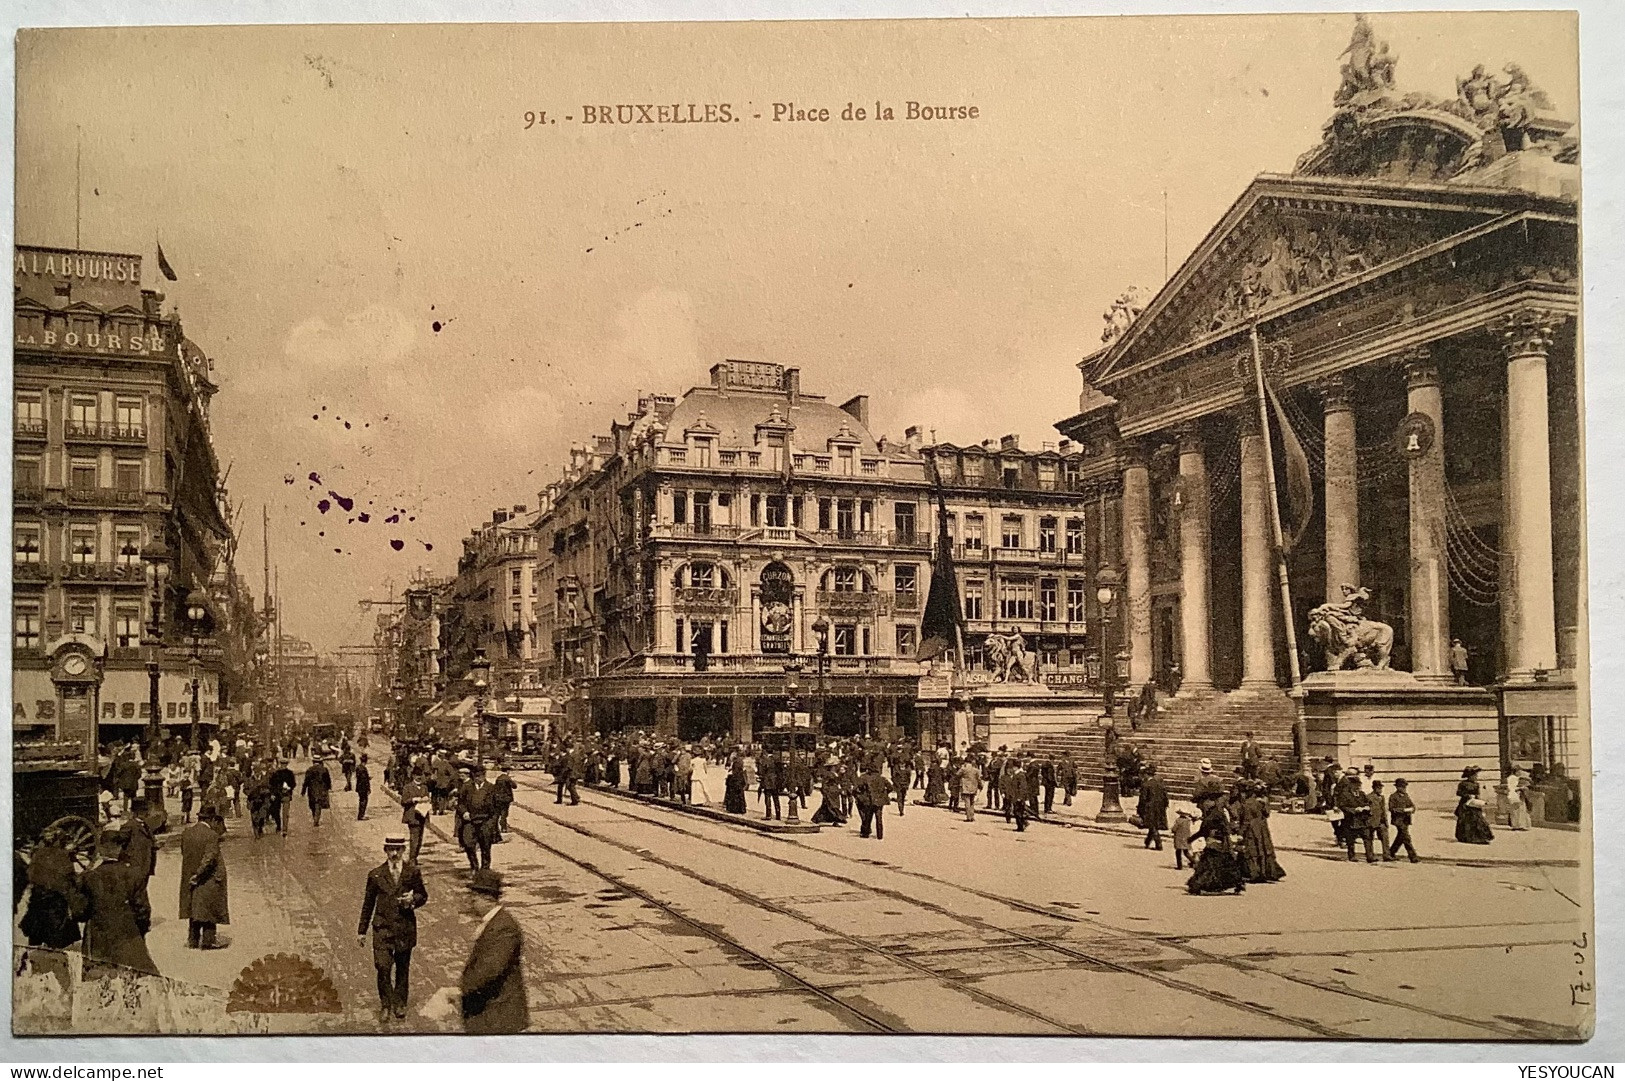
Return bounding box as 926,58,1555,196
1506,766,1533,830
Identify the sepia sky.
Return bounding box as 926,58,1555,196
14,12,1579,653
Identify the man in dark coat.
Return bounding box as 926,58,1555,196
1334,769,1375,863
1137,763,1170,850
492,763,515,836
178,809,229,948
355,753,373,821
1039,757,1058,815
118,799,159,914
853,761,891,840
301,757,333,827
1002,759,1029,831
400,776,430,863
340,741,357,791
80,831,157,975
460,870,526,1033
357,834,428,1023
1239,732,1262,780
457,766,500,872
268,759,296,835
890,751,913,816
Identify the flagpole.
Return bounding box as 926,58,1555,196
75,128,82,248
1250,318,1313,787
1248,319,1303,690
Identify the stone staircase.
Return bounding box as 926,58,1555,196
1018,687,1302,797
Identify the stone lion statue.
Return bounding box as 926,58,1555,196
1307,584,1395,671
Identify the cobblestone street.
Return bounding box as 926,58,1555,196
128,758,1589,1038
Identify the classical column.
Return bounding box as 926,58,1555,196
730,694,752,745
1120,441,1154,687
1175,425,1214,693
1405,349,1451,680
1321,374,1361,596
1498,310,1562,677
1238,415,1277,690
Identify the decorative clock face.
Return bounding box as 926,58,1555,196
62,655,88,677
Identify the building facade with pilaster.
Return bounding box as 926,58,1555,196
13,245,232,754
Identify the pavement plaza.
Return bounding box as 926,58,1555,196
127,755,1587,1038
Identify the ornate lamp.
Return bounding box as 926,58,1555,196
1094,565,1126,822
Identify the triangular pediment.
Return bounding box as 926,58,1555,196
1089,174,1566,386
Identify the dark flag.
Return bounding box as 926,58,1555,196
155,240,178,282
916,458,964,662
1264,379,1314,553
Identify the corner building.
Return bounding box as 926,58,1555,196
12,246,231,750
536,361,1096,744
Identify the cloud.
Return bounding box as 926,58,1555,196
611,288,701,377
283,304,418,374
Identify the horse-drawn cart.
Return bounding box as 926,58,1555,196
14,741,105,874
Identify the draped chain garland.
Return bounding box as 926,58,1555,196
1444,482,1504,607
1238,384,1507,607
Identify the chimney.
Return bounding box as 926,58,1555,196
782,367,801,403
1000,434,1020,452
904,425,923,451
492,509,509,525
839,394,870,429
513,504,527,514
982,439,996,451
710,363,728,388
1058,438,1073,453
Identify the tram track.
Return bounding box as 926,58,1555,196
510,776,1541,1039
507,787,1333,1036
503,801,1090,1034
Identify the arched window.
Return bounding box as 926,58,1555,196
821,567,873,593
675,561,732,589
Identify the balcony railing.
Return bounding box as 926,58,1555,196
14,419,46,439
65,421,146,444
13,560,49,581
14,483,44,504
642,653,906,675
674,586,739,608
809,529,888,547
886,529,931,550
815,589,887,614
891,590,921,612
650,522,742,540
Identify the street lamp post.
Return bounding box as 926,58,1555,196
140,542,170,756
471,647,491,768
1094,566,1127,822
184,588,209,754
783,663,803,824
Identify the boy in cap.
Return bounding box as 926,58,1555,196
1387,777,1420,862
357,835,428,1023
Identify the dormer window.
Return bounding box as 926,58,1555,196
693,437,713,468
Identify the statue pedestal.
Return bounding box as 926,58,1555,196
1299,670,1499,805
964,681,1104,749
